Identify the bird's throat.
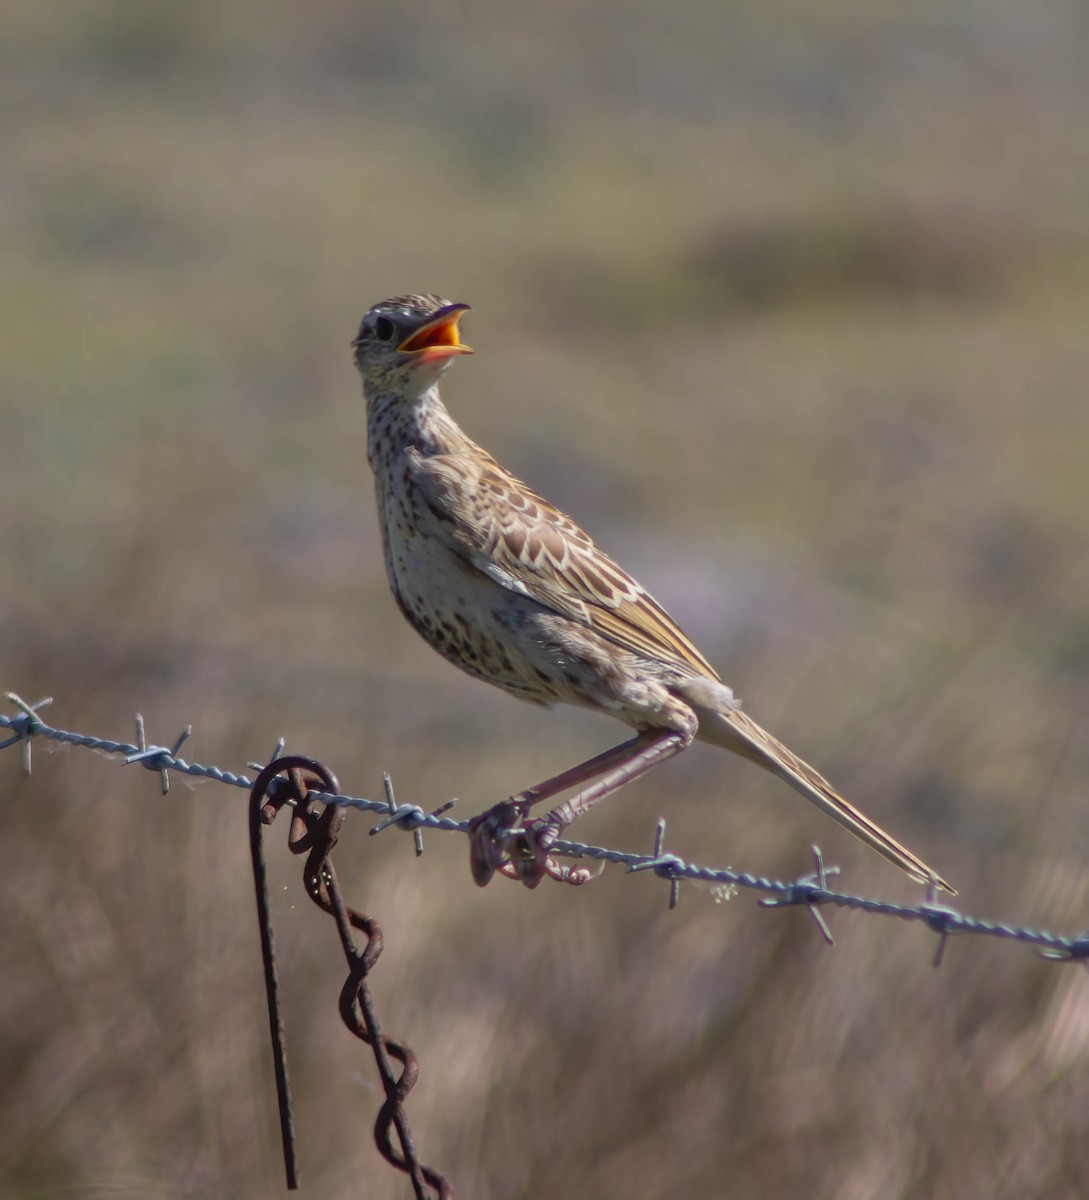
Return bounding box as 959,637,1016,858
366,384,456,471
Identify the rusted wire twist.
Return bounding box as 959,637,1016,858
250,755,452,1198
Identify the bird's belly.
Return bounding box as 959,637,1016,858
384,543,680,727
380,507,691,727
384,527,560,704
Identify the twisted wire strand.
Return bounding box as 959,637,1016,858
3,694,1087,963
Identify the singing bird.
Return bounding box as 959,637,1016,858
352,293,954,894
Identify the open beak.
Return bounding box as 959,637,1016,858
398,302,473,363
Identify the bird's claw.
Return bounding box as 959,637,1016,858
468,799,524,886
468,805,590,888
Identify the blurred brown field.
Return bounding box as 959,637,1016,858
3,3,1089,1197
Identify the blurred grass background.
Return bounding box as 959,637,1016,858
4,3,1089,1197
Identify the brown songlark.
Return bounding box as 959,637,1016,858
352,293,955,894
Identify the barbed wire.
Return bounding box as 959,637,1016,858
3,692,1088,968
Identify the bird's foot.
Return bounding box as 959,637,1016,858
468,799,526,886
468,804,592,889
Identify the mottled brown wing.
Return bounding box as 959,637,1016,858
408,449,720,680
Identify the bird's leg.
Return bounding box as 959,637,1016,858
514,726,695,886
468,732,662,887
469,722,695,888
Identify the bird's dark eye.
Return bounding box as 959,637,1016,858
374,316,396,342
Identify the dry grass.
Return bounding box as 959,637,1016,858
4,4,1089,1197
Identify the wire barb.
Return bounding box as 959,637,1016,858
0,692,53,774
248,736,287,773
122,714,193,794
627,817,682,909
758,846,838,945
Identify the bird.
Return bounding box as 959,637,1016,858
352,293,955,894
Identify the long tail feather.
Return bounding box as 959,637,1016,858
687,694,956,894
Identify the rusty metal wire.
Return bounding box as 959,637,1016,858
249,755,452,1198
3,692,1089,970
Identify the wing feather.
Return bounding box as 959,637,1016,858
408,450,719,680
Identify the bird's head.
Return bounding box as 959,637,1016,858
352,293,473,396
